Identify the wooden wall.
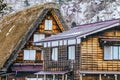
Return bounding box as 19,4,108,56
81,26,120,71
14,10,63,64
43,44,80,79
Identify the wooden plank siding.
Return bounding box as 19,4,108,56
14,10,62,64
80,26,120,71
43,44,80,79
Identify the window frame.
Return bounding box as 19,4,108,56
51,47,58,61
23,50,36,60
33,34,45,46
68,45,76,60
45,20,52,30
104,45,120,60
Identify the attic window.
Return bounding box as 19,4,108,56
45,20,52,30
24,50,36,60
34,34,45,45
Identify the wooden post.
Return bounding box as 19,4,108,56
6,76,7,80
44,74,46,80
25,77,27,80
53,74,55,80
80,74,82,80
99,74,102,80
62,74,64,80
65,74,67,80
36,74,38,80
115,74,117,80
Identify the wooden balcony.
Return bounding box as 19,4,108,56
14,60,43,64
11,63,43,72
45,60,74,71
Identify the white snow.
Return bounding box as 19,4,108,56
1,0,120,26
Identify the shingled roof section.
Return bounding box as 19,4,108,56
39,19,120,42
0,2,69,71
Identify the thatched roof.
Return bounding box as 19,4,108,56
0,2,69,71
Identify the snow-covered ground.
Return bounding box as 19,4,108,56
1,0,120,26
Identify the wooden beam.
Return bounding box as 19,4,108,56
115,74,117,80
62,74,64,80
44,74,46,80
53,74,55,80
99,74,102,80
80,74,82,80
5,75,7,80
25,77,27,80
36,74,38,80
65,74,67,80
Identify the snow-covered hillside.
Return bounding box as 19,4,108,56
1,0,120,26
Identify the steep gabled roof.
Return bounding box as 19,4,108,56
39,19,120,42
0,2,69,71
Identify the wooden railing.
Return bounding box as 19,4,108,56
14,60,43,64
45,60,74,71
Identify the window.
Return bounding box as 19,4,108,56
45,20,52,30
104,46,120,60
34,34,45,45
24,50,36,60
52,48,58,61
68,46,75,60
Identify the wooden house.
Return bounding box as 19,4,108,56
38,19,120,80
0,2,69,80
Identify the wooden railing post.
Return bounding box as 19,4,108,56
115,74,117,80
53,74,55,80
62,74,64,80
36,74,38,80
99,74,102,80
80,74,82,80
65,74,67,80
44,74,46,80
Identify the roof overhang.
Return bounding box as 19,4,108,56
35,71,70,75
79,71,120,74
77,22,120,39
38,20,120,43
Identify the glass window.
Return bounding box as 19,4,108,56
34,34,45,45
52,48,58,61
104,46,112,60
68,46,75,60
24,50,36,60
104,46,120,60
45,20,52,30
119,47,120,59
113,46,119,59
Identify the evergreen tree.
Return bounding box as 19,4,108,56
24,0,30,7
0,0,7,13
71,21,76,28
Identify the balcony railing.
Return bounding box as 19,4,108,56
45,60,74,71
14,60,43,64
